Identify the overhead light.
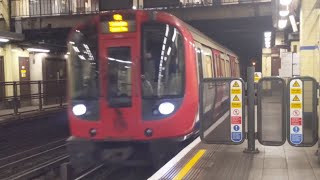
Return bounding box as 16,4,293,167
252,62,256,66
289,15,298,32
279,10,289,17
132,5,137,9
280,0,292,6
265,44,271,48
27,48,50,53
0,38,9,42
278,19,288,29
69,41,75,45
66,52,70,55
264,32,272,38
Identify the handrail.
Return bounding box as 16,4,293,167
0,80,67,117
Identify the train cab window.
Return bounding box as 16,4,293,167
68,24,99,100
107,47,132,106
141,23,185,97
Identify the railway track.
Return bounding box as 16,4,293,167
0,139,69,180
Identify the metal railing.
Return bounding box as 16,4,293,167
10,0,271,18
0,80,67,117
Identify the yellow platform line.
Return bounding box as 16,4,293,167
173,149,206,180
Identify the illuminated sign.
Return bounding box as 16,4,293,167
101,13,136,33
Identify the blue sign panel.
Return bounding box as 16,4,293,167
231,132,242,142
291,134,302,145
233,125,240,131
293,126,299,133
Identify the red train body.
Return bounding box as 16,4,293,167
66,10,240,172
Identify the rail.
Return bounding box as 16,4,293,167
10,0,271,18
0,80,67,117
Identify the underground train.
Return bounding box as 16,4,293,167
66,10,240,172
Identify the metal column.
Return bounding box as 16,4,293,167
244,66,259,153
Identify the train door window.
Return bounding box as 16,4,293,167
107,47,132,106
202,55,213,78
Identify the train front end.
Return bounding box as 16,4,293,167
66,10,198,171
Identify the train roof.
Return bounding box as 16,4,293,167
182,22,238,58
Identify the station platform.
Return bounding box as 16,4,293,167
149,138,319,180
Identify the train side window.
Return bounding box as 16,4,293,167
202,55,213,78
213,54,218,77
220,59,225,77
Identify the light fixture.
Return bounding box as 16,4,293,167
279,10,289,17
265,44,271,48
289,15,298,32
264,32,272,38
132,5,137,9
72,104,87,116
69,41,75,45
252,62,256,66
0,38,9,42
278,19,288,29
66,52,70,55
158,102,175,115
64,54,69,59
280,0,292,6
27,48,50,53
265,37,271,42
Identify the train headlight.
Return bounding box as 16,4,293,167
72,104,87,116
158,102,175,115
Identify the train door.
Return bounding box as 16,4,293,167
220,54,226,77
43,58,67,105
102,38,139,127
19,57,31,106
0,56,4,102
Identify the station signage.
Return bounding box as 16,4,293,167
254,72,262,83
230,80,243,142
289,79,303,145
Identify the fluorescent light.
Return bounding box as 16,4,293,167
264,32,272,38
66,52,70,55
265,44,271,48
0,38,9,42
265,37,271,42
289,15,298,32
280,0,292,5
278,19,288,29
279,10,289,17
69,41,75,45
73,46,80,53
27,48,50,53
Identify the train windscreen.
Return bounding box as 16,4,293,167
141,22,185,98
68,24,99,100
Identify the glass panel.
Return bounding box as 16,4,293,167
68,24,99,100
142,23,185,98
107,47,132,98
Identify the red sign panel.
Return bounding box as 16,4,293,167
231,116,242,124
291,117,302,126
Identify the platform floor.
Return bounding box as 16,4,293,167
149,138,320,180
